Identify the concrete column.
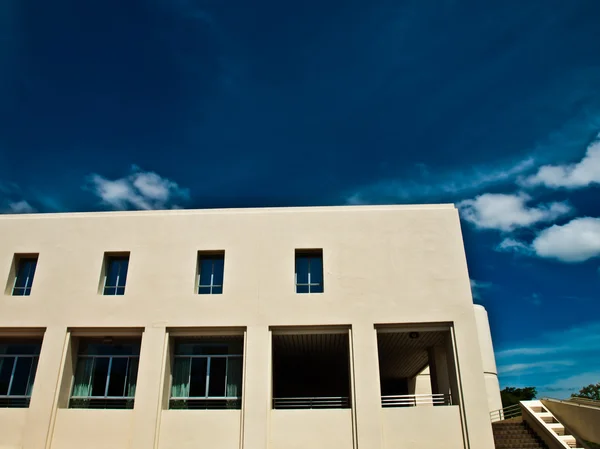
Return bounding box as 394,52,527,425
241,325,271,449
22,326,69,449
351,323,383,449
473,305,502,413
430,344,450,399
130,326,167,449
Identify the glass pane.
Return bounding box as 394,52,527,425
107,358,128,397
295,257,309,284
310,283,324,294
0,357,15,395
212,257,224,287
198,286,211,295
116,260,129,287
26,357,39,396
189,358,208,397
226,357,243,398
115,286,125,295
12,288,27,296
126,358,139,397
91,358,110,396
25,260,37,288
309,256,323,285
10,357,34,395
171,357,191,398
296,284,309,294
105,260,120,287
212,286,223,295
103,286,116,295
199,259,214,286
208,357,226,397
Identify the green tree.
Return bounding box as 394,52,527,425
571,382,600,401
500,387,537,408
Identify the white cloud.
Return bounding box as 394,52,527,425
458,193,571,232
498,360,575,376
86,167,190,210
7,200,36,214
532,217,600,263
496,237,532,254
346,157,536,204
523,137,600,189
470,279,492,300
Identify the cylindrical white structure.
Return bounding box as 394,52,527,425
473,304,503,413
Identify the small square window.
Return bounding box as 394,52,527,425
295,249,323,294
197,252,224,295
12,255,38,296
102,254,129,295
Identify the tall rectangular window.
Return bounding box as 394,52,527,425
170,337,243,409
103,254,129,295
70,338,140,409
197,252,225,295
0,339,42,407
12,256,38,296
295,250,323,293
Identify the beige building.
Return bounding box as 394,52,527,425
0,204,501,449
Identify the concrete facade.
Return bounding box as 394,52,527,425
0,204,500,449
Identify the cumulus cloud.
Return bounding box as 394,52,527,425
7,200,36,213
532,217,600,262
523,137,600,188
458,193,571,232
86,166,190,210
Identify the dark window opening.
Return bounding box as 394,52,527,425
170,336,243,410
70,338,140,409
0,338,42,408
272,332,350,409
197,252,225,295
12,256,38,296
103,255,129,296
295,250,323,294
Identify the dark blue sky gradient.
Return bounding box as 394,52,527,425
1,0,599,396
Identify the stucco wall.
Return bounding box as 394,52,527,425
158,410,242,449
382,406,465,449
0,408,28,448
50,409,133,449
473,305,503,413
270,409,354,449
0,205,496,449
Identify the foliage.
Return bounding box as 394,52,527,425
571,382,600,401
500,386,537,408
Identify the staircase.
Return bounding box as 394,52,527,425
492,420,548,449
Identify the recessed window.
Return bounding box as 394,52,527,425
12,255,38,296
103,254,129,296
70,338,140,409
295,249,323,294
0,338,42,407
197,252,224,295
170,336,243,409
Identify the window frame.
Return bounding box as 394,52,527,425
11,255,38,296
295,249,324,294
102,254,130,296
69,339,140,409
197,252,225,295
0,341,41,407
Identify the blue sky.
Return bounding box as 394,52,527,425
1,0,599,398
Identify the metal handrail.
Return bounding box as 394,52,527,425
381,393,452,407
490,403,522,422
273,396,350,409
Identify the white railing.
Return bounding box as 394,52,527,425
273,396,350,409
381,393,451,407
490,404,522,422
